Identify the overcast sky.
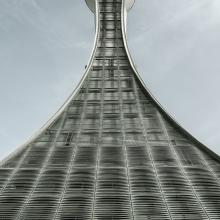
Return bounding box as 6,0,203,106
0,0,220,160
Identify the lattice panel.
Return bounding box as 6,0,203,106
0,0,220,219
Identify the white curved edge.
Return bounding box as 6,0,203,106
0,0,100,167
121,0,220,160
85,0,96,13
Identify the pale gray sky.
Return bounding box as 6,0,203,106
0,0,220,160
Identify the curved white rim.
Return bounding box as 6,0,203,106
1,0,219,166
0,0,100,166
121,0,220,160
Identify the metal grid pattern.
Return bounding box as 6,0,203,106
0,0,220,219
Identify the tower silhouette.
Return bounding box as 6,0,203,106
0,0,220,219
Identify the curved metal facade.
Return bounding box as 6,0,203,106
0,0,220,219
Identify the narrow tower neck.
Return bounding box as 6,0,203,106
85,0,135,33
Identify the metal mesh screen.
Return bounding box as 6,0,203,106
0,0,220,219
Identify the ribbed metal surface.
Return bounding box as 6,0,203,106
1,0,220,219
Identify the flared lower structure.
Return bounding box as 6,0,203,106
0,0,220,219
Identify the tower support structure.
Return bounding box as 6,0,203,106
0,1,220,219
